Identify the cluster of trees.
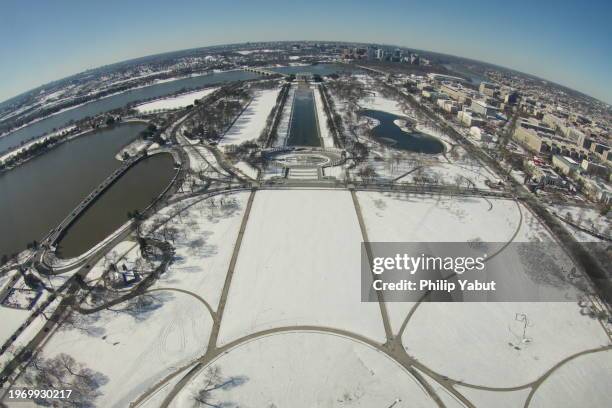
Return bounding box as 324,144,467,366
318,85,344,147
0,131,68,172
22,353,108,408
138,123,162,144
193,366,248,408
185,87,251,142
260,83,290,147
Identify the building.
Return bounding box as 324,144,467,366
391,48,402,62
531,165,563,186
581,160,610,178
471,99,499,117
367,47,376,60
479,82,500,97
375,48,385,60
581,178,612,204
552,155,580,175
457,109,485,127
437,98,459,114
502,91,519,105
440,82,474,105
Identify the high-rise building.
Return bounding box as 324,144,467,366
392,48,402,62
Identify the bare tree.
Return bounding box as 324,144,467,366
22,353,108,408
192,366,248,408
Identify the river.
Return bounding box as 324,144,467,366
0,123,175,259
55,153,176,258
0,70,261,153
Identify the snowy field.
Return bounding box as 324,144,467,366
41,293,213,408
135,88,217,113
273,86,295,147
529,349,612,408
547,203,611,242
149,191,249,308
356,191,610,390
313,86,335,147
360,92,407,116
39,192,250,407
234,160,258,179
0,306,30,347
171,332,436,408
220,88,280,147
217,189,386,345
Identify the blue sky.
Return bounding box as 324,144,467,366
1,0,610,103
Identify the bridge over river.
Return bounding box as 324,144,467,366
241,67,287,77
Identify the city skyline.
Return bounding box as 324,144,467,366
1,0,610,104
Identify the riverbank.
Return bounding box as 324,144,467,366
0,69,253,151
0,123,149,259
0,120,148,175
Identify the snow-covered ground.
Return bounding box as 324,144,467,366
149,191,249,308
0,306,30,346
273,86,295,147
39,192,250,408
0,125,76,163
360,92,407,116
41,293,213,408
404,301,608,387
547,203,611,242
356,191,610,389
171,332,436,408
456,385,531,408
134,88,217,113
115,139,151,160
234,160,258,179
217,190,386,345
220,88,280,147
529,349,612,408
313,86,334,147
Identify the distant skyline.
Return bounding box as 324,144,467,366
1,0,610,104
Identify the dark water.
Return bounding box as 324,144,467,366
442,64,487,86
271,63,356,76
56,153,176,258
0,71,261,153
0,123,148,258
359,109,444,154
287,88,321,147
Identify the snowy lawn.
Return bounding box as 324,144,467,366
529,349,612,408
313,86,335,147
0,306,30,346
273,86,295,147
171,332,436,408
150,192,249,308
547,203,610,242
356,191,610,388
41,293,213,408
135,88,217,113
220,88,280,147
217,189,386,345
234,161,258,179
360,92,407,116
